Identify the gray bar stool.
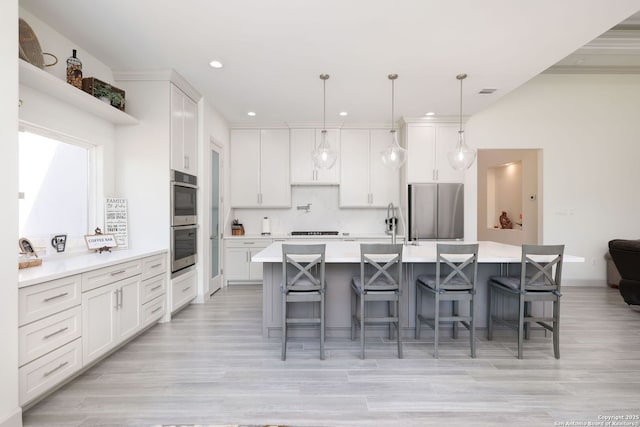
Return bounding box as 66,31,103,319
415,243,479,358
487,244,564,359
281,244,326,361
350,243,403,359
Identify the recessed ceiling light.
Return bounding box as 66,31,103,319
425,112,435,116
209,60,223,69
247,111,256,117
339,111,348,116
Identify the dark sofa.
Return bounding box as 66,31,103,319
608,239,640,306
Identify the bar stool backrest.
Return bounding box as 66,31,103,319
359,244,403,292
520,244,564,293
435,243,479,291
281,244,326,292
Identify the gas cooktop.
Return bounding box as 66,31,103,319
290,231,339,236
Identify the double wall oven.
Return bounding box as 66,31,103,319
170,170,197,274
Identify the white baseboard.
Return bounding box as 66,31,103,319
0,407,22,427
563,279,607,287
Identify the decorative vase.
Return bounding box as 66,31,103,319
66,49,82,89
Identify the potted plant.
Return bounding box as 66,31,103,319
91,81,125,110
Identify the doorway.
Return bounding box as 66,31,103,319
477,149,542,245
209,140,223,295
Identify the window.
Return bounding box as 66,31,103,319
19,130,92,254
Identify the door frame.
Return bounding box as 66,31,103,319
207,138,224,296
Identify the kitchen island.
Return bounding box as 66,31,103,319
252,241,584,338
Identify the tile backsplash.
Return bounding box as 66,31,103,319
230,186,394,236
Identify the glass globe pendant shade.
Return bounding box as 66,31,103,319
380,74,407,169
312,130,338,169
447,73,476,171
447,130,476,171
380,129,407,169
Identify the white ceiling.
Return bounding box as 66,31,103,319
19,0,640,126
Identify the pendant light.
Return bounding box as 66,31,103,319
380,74,407,169
312,74,337,169
447,73,477,170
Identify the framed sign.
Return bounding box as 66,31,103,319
104,197,128,248
85,233,118,252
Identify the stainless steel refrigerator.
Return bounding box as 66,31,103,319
408,183,464,240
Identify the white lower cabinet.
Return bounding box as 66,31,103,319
171,267,197,312
224,239,271,284
18,251,168,407
142,294,166,327
19,306,82,366
82,275,141,364
19,338,82,406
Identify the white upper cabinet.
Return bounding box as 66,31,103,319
230,129,291,208
260,129,291,207
170,84,198,174
340,129,400,207
405,122,464,183
290,128,340,185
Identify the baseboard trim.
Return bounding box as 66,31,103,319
563,279,606,287
0,407,22,427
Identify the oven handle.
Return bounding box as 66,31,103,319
172,224,199,231
172,181,198,190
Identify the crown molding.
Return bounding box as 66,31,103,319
113,69,201,102
400,115,464,125
543,65,640,74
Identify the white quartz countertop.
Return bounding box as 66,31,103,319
252,241,584,264
18,248,168,288
225,233,402,241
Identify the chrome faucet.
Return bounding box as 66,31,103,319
386,203,397,245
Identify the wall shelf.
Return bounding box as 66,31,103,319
19,60,138,126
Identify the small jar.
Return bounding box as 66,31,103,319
66,49,83,89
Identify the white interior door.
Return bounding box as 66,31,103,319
209,141,223,294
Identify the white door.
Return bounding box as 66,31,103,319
435,124,465,183
406,124,436,183
315,128,340,184
370,129,400,207
117,277,141,341
340,129,371,207
260,129,291,207
224,247,250,281
230,129,260,207
209,141,223,294
170,84,185,172
290,128,316,184
82,283,117,364
182,94,198,173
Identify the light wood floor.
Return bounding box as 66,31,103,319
23,284,640,427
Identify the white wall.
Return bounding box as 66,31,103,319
19,8,114,86
18,7,119,216
466,73,640,283
1,2,22,426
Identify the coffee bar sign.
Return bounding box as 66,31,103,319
85,233,117,251
104,197,129,248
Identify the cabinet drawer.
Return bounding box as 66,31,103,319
19,338,82,406
141,274,166,305
224,239,271,249
19,275,81,326
82,259,142,292
19,306,82,367
171,269,196,312
142,295,166,327
141,253,167,281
